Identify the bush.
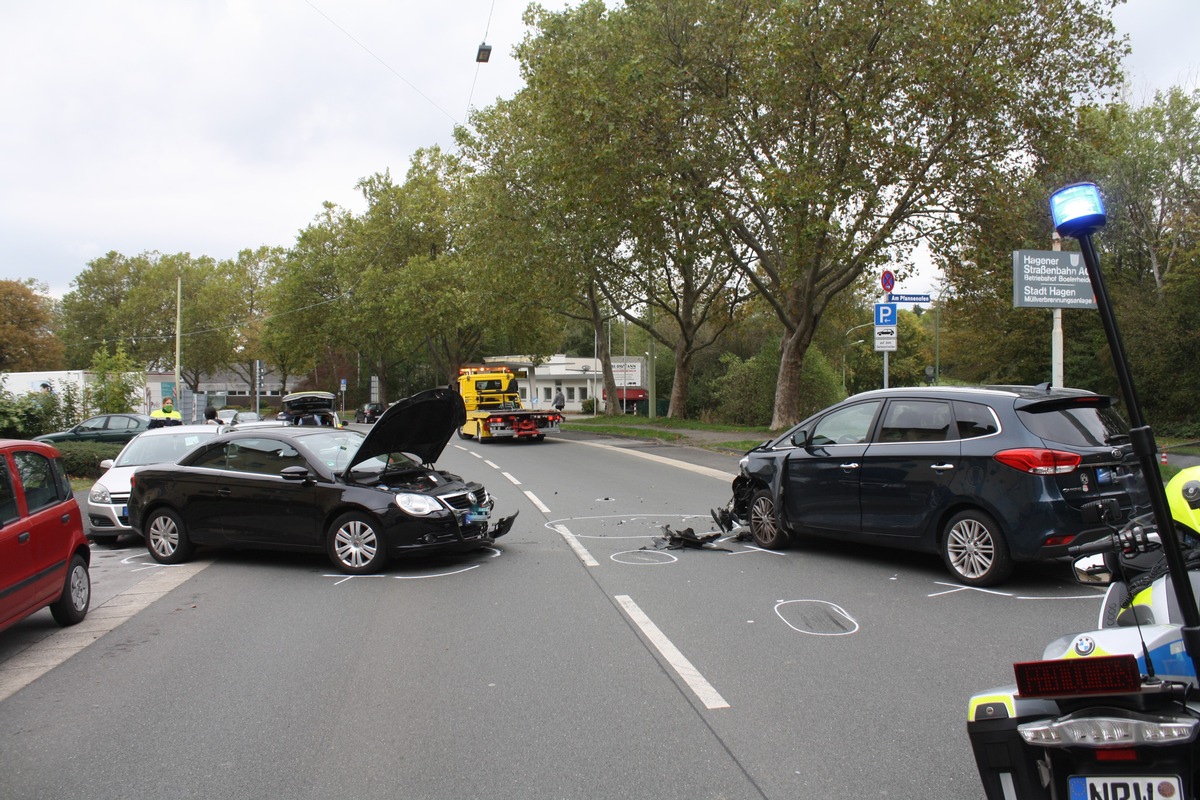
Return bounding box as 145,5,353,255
49,441,123,481
712,341,844,428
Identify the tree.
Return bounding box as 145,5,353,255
513,0,1123,427
88,345,143,414
0,280,64,371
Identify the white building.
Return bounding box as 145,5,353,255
482,354,647,413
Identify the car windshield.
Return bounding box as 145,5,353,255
301,429,366,472
348,450,422,479
114,431,218,466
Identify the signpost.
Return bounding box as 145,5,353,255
874,301,897,387
1013,247,1095,387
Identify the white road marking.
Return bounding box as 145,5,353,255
524,491,551,514
553,524,599,567
0,559,214,703
503,472,521,485
929,581,1101,600
485,460,500,469
615,594,730,710
569,440,736,481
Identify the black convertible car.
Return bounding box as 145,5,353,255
128,388,517,573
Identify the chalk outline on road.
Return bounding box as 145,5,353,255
775,599,860,636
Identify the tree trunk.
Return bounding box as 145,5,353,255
668,345,692,419
772,327,815,430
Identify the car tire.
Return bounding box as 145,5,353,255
941,510,1013,587
327,512,387,574
749,489,789,549
49,553,90,626
146,508,195,564
458,425,473,440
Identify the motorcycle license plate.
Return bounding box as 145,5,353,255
1068,775,1181,799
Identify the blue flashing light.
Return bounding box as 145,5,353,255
1050,183,1106,238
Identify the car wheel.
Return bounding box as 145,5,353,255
49,553,90,626
146,508,195,564
941,510,1012,587
327,512,387,574
749,489,789,549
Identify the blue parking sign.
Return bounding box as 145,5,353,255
874,303,897,326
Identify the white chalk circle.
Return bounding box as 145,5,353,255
611,549,679,565
775,599,859,636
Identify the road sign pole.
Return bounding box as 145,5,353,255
883,351,889,389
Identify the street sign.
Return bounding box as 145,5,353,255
874,326,896,337
890,293,931,303
874,333,897,352
1012,250,1097,309
874,303,897,326
881,270,895,293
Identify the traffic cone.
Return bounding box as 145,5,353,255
1161,450,1169,466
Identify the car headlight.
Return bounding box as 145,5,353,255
89,485,111,504
395,493,443,516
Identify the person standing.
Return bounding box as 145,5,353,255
204,406,220,425
150,398,182,422
553,389,565,413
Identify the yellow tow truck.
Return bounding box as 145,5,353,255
456,366,562,442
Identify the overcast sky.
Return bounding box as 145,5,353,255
1,1,1196,299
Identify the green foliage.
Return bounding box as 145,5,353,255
48,441,123,480
0,383,72,438
89,345,143,414
713,341,842,428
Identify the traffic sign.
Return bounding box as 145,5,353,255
890,293,931,303
874,303,897,326
874,334,897,352
874,326,896,337
881,270,895,293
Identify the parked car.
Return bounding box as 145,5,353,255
216,409,239,424
730,385,1138,586
86,425,222,545
0,439,91,633
129,388,518,574
275,391,342,427
34,413,151,445
355,402,384,424
233,411,261,423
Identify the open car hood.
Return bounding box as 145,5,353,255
346,388,466,471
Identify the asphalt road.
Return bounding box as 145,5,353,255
0,432,1102,799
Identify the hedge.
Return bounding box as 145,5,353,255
48,441,124,481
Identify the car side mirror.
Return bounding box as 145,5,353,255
280,465,312,483
790,430,808,448
99,459,114,470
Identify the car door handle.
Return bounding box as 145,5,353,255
931,463,955,472
840,462,860,470
18,531,30,543
61,514,71,524
217,488,232,497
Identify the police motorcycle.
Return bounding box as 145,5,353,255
967,184,1200,799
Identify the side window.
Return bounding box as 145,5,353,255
0,459,18,524
810,402,881,446
190,445,229,471
221,438,297,476
879,401,953,443
953,401,1000,439
78,417,106,432
110,416,135,431
14,450,61,512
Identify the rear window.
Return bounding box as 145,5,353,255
1017,405,1128,448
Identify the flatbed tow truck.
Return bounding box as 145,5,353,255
456,366,562,442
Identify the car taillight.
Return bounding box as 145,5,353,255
994,448,1082,475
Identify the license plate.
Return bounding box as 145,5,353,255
1069,775,1181,800
120,506,127,517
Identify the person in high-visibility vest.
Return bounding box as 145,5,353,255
150,397,182,423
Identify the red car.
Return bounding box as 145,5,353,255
0,439,91,634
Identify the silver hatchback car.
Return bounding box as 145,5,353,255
85,425,221,544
